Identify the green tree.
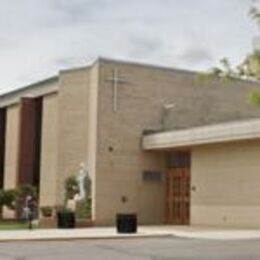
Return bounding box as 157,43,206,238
0,189,17,210
203,1,260,104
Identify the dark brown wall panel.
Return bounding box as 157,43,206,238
0,108,6,188
33,97,42,188
17,97,42,188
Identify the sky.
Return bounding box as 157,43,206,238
0,0,258,93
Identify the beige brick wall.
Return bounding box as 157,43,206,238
93,59,260,225
39,93,58,207
4,104,20,189
191,140,260,228
97,60,260,131
94,60,168,225
56,68,90,205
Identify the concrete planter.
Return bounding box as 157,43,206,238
57,211,75,228
116,213,137,233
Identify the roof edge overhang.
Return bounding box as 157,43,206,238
143,119,260,150
0,76,58,108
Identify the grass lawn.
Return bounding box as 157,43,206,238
0,220,28,230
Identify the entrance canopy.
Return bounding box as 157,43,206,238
143,119,260,150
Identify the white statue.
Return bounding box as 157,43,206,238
74,163,90,201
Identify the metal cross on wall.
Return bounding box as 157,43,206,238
106,68,128,112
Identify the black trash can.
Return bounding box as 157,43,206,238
57,211,75,228
116,213,137,233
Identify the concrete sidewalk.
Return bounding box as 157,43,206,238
1,226,260,242
0,226,172,242
155,226,260,240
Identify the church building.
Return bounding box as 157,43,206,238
1,57,260,227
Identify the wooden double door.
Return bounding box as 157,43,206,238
166,168,190,224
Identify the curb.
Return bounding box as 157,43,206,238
0,233,173,243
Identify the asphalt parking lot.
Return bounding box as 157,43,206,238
0,237,260,260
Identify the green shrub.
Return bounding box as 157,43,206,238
76,199,91,219
2,189,16,209
64,176,79,201
0,185,38,219
40,206,53,217
15,185,38,218
0,190,4,208
16,184,37,199
0,189,17,209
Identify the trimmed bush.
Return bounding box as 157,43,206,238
40,206,53,217
76,199,91,219
0,189,17,210
16,185,37,199
64,176,79,201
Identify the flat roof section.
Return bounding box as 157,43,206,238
0,76,58,107
143,119,260,150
